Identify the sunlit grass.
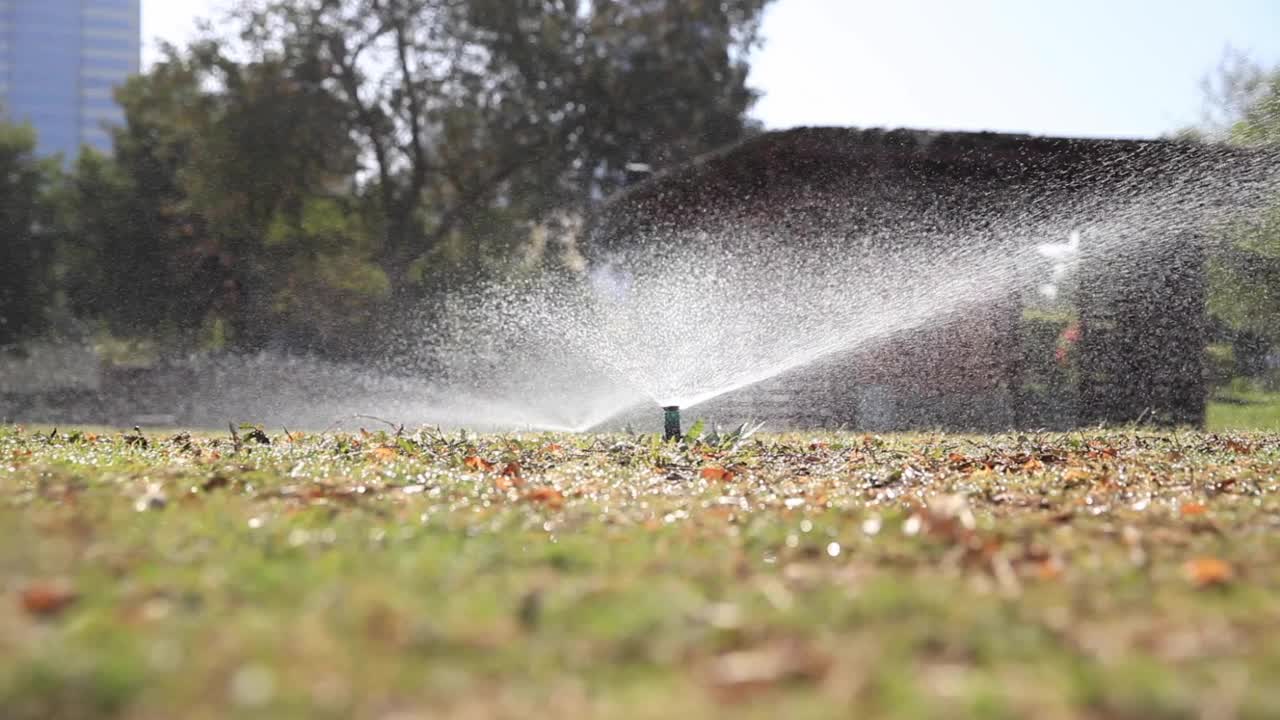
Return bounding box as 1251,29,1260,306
1208,388,1280,430
2,425,1279,718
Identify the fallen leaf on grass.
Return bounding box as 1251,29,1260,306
1035,557,1064,581
495,463,526,491
525,487,565,509
464,455,495,472
1184,557,1233,588
20,582,77,617
368,446,398,463
1179,501,1208,517
1225,439,1255,455
1062,468,1091,483
1085,442,1119,459
700,465,734,482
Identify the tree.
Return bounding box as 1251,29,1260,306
1198,48,1280,146
56,0,775,356
0,121,59,346
237,0,772,287
1197,51,1280,367
61,51,224,348
63,41,386,354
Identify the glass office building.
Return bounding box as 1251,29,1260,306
0,0,140,158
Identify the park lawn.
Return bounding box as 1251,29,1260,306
2,425,1280,719
1208,389,1280,431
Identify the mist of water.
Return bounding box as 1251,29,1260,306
6,135,1278,432
398,142,1280,430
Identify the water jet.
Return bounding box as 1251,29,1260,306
30,128,1268,434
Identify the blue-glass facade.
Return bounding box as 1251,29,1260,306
0,0,140,159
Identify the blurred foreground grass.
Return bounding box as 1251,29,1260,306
2,424,1280,719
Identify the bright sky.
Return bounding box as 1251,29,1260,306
143,0,1280,139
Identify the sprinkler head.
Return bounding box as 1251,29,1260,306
663,406,681,441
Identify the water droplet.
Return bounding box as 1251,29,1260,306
903,515,923,536
862,515,882,535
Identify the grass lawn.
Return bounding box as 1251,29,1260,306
1208,389,1280,431
3,424,1280,719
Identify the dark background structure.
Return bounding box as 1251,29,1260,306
591,127,1268,430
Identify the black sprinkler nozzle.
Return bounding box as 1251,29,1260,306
663,406,681,441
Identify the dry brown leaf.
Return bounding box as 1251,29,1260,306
464,455,495,472
20,581,77,617
1179,501,1208,517
1184,557,1233,588
1225,439,1254,455
369,446,398,463
496,463,525,491
526,487,565,509
1062,468,1091,482
700,465,733,482
1036,557,1064,581
491,462,526,492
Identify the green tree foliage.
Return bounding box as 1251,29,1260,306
63,42,387,353
237,0,771,284
1199,51,1280,367
1199,49,1280,146
0,122,59,346
12,0,774,353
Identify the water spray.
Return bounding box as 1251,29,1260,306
663,405,681,441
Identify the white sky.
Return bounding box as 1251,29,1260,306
143,0,1280,139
